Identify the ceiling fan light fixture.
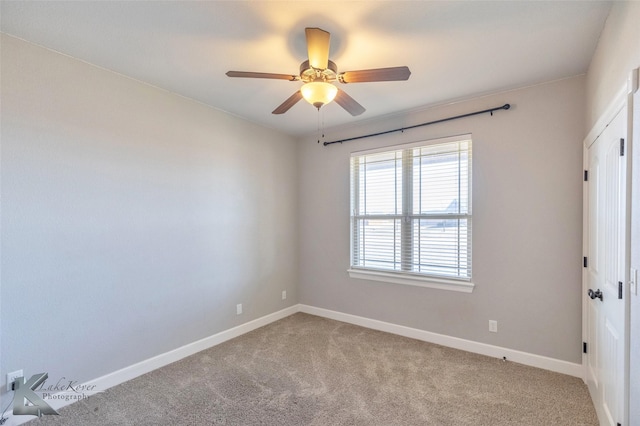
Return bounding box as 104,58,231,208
226,27,410,116
301,82,338,109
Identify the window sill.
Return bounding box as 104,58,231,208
347,269,475,293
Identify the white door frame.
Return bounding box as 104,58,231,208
582,70,638,426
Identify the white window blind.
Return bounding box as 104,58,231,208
350,136,472,281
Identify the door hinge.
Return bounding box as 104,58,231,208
583,257,588,268
620,138,625,156
583,170,588,181
619,281,623,299
583,342,587,354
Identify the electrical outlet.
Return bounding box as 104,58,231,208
7,370,23,391
282,290,287,300
236,304,242,315
489,320,498,333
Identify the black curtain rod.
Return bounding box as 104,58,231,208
323,103,511,146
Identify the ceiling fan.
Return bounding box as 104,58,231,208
226,28,411,116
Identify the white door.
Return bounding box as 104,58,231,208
585,106,627,426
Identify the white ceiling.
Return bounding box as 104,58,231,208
1,1,612,137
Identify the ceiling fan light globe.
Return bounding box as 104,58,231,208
301,82,338,109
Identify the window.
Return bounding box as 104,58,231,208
349,135,473,292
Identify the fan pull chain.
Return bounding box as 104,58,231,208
317,109,320,143
316,108,326,144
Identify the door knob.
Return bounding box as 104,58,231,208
588,289,603,301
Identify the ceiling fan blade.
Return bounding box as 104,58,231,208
306,27,330,70
226,71,298,81
339,66,411,83
334,89,365,116
272,91,303,114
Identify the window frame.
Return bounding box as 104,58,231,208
348,135,474,293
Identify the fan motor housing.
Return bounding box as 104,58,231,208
299,60,338,83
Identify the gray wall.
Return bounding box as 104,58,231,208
585,1,640,128
0,34,298,407
584,2,640,424
298,77,586,363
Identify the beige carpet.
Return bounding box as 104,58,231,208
29,313,597,425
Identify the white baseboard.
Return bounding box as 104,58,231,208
3,302,584,425
298,304,584,379
82,304,299,392
3,305,299,426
